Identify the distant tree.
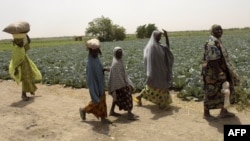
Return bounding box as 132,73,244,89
85,16,126,42
136,24,146,39
145,24,157,38
113,24,126,41
136,24,157,38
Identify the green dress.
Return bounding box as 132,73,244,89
9,43,42,93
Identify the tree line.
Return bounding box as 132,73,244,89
85,16,157,42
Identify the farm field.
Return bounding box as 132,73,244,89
0,29,250,106
1,29,250,141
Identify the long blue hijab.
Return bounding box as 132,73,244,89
86,54,105,103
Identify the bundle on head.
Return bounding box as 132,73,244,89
86,38,100,50
3,21,30,34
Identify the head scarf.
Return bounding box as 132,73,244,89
12,33,27,39
210,24,221,34
143,30,174,89
108,47,134,93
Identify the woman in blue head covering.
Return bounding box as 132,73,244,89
79,39,111,124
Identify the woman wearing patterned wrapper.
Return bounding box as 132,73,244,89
201,24,240,120
133,29,174,110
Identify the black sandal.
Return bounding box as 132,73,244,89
79,108,86,120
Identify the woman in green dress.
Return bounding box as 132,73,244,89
9,33,42,101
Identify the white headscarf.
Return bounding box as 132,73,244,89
143,30,174,89
108,47,134,93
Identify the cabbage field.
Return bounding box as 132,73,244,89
1,29,250,109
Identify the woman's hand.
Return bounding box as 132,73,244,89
162,29,168,37
14,68,18,75
103,67,110,72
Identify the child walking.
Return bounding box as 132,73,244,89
108,47,139,120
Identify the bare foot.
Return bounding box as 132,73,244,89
128,113,139,120
109,112,121,117
133,97,142,106
101,118,112,124
21,95,30,101
203,114,218,121
219,110,235,118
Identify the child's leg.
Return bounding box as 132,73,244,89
109,101,121,116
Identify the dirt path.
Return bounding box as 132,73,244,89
0,80,250,141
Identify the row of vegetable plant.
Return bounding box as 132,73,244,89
0,30,249,110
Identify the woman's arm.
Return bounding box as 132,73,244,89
103,67,110,72
162,29,170,48
26,34,31,44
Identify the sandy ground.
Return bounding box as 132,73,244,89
0,79,250,141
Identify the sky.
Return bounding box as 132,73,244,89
1,0,250,39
